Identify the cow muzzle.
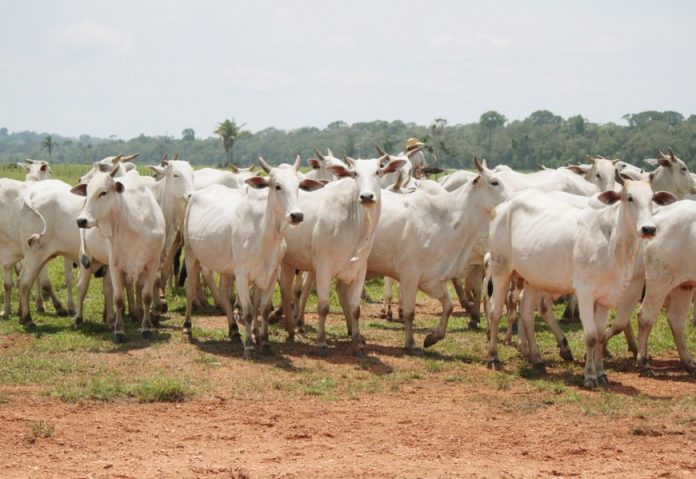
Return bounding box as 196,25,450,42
639,225,657,238
360,193,376,205
289,212,304,225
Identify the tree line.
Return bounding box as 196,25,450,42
1,110,695,171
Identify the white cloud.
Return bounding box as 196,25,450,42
429,31,517,59
56,20,134,55
221,64,297,91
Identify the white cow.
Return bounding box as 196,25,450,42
193,164,257,190
0,159,73,321
496,166,599,196
368,158,509,351
79,154,140,184
183,157,323,357
304,149,347,182
644,148,695,199
487,174,676,388
563,155,617,192
279,156,406,355
634,200,696,377
71,167,165,342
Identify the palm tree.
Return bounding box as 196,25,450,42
41,135,55,160
214,119,249,166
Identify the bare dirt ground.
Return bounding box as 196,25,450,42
1,299,695,478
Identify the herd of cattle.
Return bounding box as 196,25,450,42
1,147,695,389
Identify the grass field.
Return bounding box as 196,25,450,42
0,163,694,477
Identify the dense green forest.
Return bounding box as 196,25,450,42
2,110,695,170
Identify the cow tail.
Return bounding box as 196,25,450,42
23,191,47,247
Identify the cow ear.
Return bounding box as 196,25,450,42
308,159,321,170
40,164,48,172
326,164,354,178
653,191,678,206
381,159,407,174
148,165,165,176
246,176,269,189
71,184,88,197
16,163,29,171
114,181,125,194
597,190,621,205
299,178,325,191
658,157,672,167
472,175,482,185
565,165,586,175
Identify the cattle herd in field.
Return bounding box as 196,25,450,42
1,146,695,389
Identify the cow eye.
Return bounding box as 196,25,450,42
173,174,180,178
491,180,499,186
99,191,107,198
275,185,281,191
681,167,687,172
627,195,633,202
596,173,601,179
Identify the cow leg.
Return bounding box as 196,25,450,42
34,273,45,313
18,254,50,330
295,271,314,332
593,304,611,386
63,258,75,316
257,287,274,354
38,266,67,316
636,282,671,378
575,289,599,388
399,277,419,352
539,294,573,362
2,265,12,320
452,277,468,309
380,277,394,321
279,264,297,340
342,277,366,356
605,278,642,358
235,275,255,359
139,268,158,340
73,265,93,328
487,256,512,369
110,269,127,343
102,271,115,329
503,284,519,345
314,267,332,354
465,265,483,329
183,254,200,336
664,287,696,375
422,280,453,348
518,286,545,369
219,274,241,341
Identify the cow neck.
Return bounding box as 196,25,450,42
257,189,285,253
107,191,146,242
351,181,380,262
599,198,640,274
441,180,488,273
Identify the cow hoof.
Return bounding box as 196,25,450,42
467,320,479,331
684,362,696,376
23,321,37,332
423,334,439,348
583,378,598,389
159,302,168,314
487,359,502,371
261,343,272,355
151,315,161,328
406,347,422,356
353,347,365,358
560,349,574,362
229,331,242,343
36,305,46,314
242,348,254,360
533,362,547,373
183,327,192,339
639,367,656,378
73,318,83,329
114,332,126,344
597,374,609,386
56,308,68,317
316,346,329,357
141,329,152,340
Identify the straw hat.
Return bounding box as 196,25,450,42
405,137,425,150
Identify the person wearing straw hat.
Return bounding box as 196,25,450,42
405,137,427,178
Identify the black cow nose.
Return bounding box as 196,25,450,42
641,225,656,236
360,193,375,202
290,212,304,224
77,218,87,228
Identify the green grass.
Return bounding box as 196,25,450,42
29,420,55,440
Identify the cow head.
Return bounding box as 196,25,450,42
585,155,616,192
597,171,677,238
326,156,406,206
71,167,126,237
470,156,510,210
247,156,324,225
646,148,695,199
18,159,51,181
149,159,195,201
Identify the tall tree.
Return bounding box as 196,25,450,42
41,134,55,160
181,128,196,141
479,111,507,159
214,118,248,166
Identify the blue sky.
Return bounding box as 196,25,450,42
1,0,694,138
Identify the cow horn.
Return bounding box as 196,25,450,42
614,168,625,186
474,156,484,172
111,154,124,164
668,147,676,160
293,154,301,171
122,153,139,162
376,146,387,157
326,148,334,158
24,158,35,164
345,156,356,167
109,165,120,177
161,154,169,164
314,148,325,161
173,153,179,162
657,148,667,158
258,156,272,173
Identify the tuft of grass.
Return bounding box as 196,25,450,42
303,377,337,396
424,359,443,374
494,372,514,391
128,377,193,403
28,420,55,442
